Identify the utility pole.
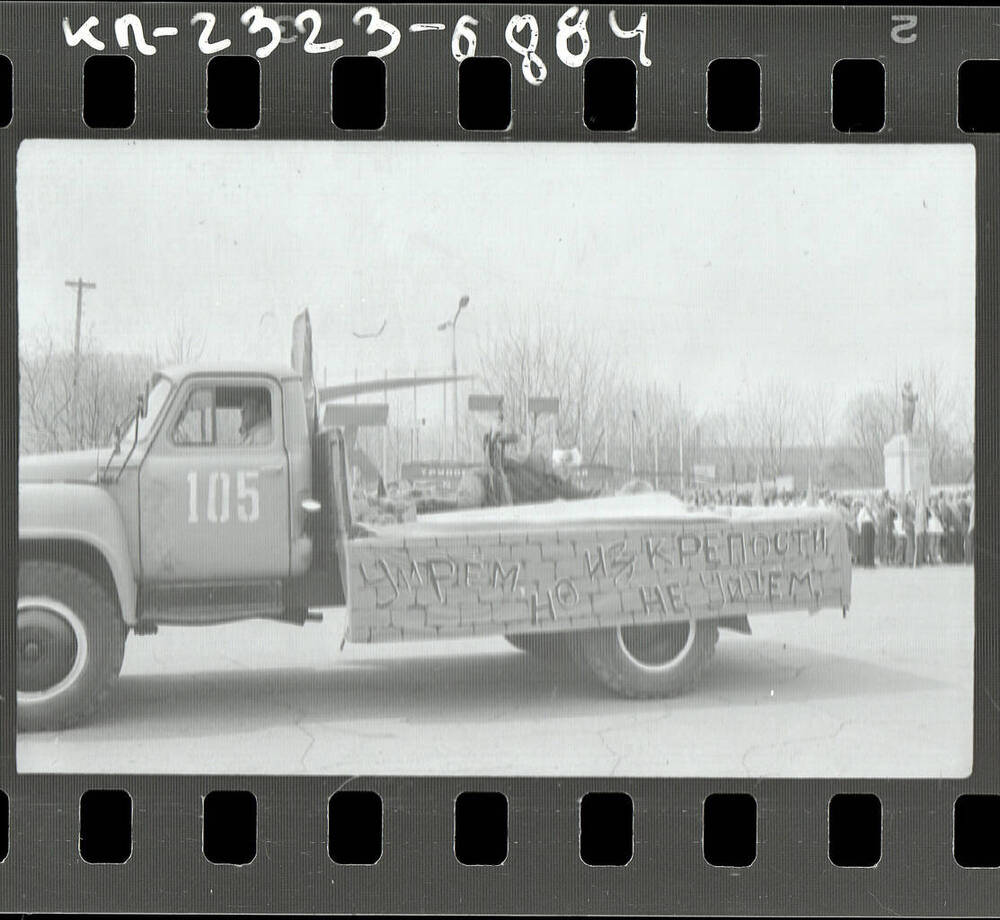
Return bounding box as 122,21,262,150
438,295,469,462
453,296,468,461
451,319,459,461
65,277,95,447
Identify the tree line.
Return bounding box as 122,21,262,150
19,326,203,455
19,324,974,491
471,323,974,489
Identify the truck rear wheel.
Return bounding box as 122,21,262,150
17,560,127,732
575,620,719,698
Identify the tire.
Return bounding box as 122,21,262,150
575,620,719,698
17,560,127,732
505,632,579,660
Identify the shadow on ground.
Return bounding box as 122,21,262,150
60,636,951,742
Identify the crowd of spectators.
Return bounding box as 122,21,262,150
683,485,975,567
373,437,976,570
825,488,974,567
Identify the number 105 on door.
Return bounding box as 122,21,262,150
186,470,261,524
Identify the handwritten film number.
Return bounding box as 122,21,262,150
890,14,917,44
64,7,650,81
64,10,914,84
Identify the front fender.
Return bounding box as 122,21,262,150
19,482,138,625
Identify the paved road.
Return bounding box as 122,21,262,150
17,566,973,777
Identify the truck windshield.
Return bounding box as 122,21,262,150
134,376,172,441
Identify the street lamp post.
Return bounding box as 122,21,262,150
438,294,469,462
351,320,388,477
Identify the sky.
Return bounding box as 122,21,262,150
16,140,975,417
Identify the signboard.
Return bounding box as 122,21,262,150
734,474,797,494
528,396,560,415
468,393,503,413
571,464,615,487
323,402,389,428
692,463,717,484
349,512,852,641
400,461,480,490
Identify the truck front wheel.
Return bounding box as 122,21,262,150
17,561,127,732
575,620,719,698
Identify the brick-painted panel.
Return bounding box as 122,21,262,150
347,513,852,642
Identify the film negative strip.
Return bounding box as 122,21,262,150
0,2,997,915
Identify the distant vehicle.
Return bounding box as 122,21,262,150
17,312,852,730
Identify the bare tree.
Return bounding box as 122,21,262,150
155,319,206,365
701,409,748,487
803,383,837,485
20,334,154,454
725,379,800,480
476,317,629,462
629,382,715,489
952,377,975,482
912,364,960,481
843,386,895,487
19,335,68,454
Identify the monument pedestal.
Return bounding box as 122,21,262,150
883,434,930,495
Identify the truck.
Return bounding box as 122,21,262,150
17,313,852,731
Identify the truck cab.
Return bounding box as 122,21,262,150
131,365,322,614
17,360,345,729
22,362,332,619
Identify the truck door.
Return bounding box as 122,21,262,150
138,377,291,581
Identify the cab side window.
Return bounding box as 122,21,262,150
218,385,273,448
172,387,214,445
171,384,274,448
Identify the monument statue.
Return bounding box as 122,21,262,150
901,381,918,435
885,380,930,495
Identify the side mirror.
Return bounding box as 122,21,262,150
301,498,322,514
137,392,147,418
113,422,122,449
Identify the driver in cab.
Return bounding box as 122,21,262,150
239,391,273,446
